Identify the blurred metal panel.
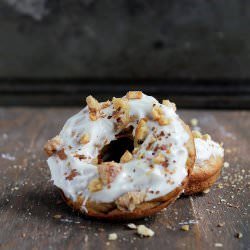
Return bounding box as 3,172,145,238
0,0,249,78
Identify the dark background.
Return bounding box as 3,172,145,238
1,0,250,108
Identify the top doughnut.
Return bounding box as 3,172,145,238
45,91,195,219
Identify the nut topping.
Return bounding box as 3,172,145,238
126,91,143,99
120,150,133,163
88,178,103,192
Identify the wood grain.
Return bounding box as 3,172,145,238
0,108,249,250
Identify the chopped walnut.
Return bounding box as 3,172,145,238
116,191,146,211
190,118,198,126
101,100,111,109
152,106,171,126
127,223,137,229
181,225,189,231
135,119,148,145
137,225,155,237
88,178,103,192
192,130,202,138
112,98,130,129
112,97,129,110
158,117,171,126
162,99,176,111
126,91,143,99
152,106,162,120
80,134,90,144
153,153,165,164
86,95,101,121
120,150,133,163
108,233,118,241
44,135,62,156
98,162,121,186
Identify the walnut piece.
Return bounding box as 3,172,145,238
120,150,133,163
162,99,176,111
137,225,155,237
112,97,130,128
86,95,101,121
116,191,146,211
88,178,103,192
80,134,90,144
135,119,148,144
112,97,129,110
101,100,111,109
126,91,143,99
98,162,121,186
181,225,190,231
152,106,171,126
108,233,118,241
44,135,62,156
153,153,165,164
158,116,171,126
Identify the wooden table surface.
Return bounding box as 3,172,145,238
0,108,249,250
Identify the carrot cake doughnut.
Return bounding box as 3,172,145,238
185,131,224,195
44,91,195,220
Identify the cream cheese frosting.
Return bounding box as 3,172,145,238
195,138,224,164
47,93,190,205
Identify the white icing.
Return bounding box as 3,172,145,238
195,138,224,164
47,93,190,204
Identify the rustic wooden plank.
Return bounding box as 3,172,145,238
0,108,249,250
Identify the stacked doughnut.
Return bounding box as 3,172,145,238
44,91,224,220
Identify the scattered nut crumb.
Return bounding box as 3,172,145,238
224,162,230,168
190,118,198,126
120,150,133,163
217,222,225,227
127,223,137,229
137,225,154,237
181,225,189,231
203,188,210,194
108,233,118,241
214,243,223,248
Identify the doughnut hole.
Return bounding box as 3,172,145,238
99,137,134,163
99,127,134,163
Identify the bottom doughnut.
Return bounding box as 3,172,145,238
184,132,224,196
60,184,185,220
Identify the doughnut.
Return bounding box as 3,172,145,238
44,91,195,220
184,131,224,195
